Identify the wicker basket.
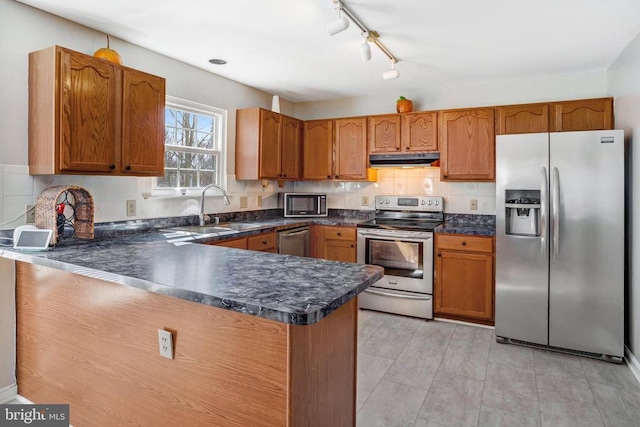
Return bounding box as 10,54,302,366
35,185,94,245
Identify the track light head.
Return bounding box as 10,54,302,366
360,41,371,61
327,3,349,36
382,61,399,80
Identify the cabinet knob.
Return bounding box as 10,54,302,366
337,232,341,236
461,242,466,246
350,244,354,248
327,175,331,179
406,147,410,150
108,164,115,170
125,165,131,171
262,241,267,245
444,174,448,178
396,147,400,151
437,253,441,257
334,175,339,179
282,174,287,178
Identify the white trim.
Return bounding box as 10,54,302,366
13,394,33,404
625,345,640,386
0,383,17,403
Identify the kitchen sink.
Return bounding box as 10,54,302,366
217,222,265,231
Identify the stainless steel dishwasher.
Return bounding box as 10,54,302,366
278,226,310,257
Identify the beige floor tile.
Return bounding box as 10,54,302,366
384,341,445,389
535,371,595,404
359,324,416,360
356,379,429,427
417,371,484,427
478,405,540,427
538,392,604,427
581,358,640,392
358,353,395,403
481,362,539,419
533,349,587,381
488,340,535,371
590,382,640,427
439,336,490,380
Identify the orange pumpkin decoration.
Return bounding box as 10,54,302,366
94,35,122,65
396,96,413,113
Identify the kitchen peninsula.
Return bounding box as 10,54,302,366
1,229,383,426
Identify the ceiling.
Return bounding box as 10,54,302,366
16,0,640,103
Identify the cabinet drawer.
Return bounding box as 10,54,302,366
436,234,493,253
210,237,248,249
247,232,277,251
323,226,356,241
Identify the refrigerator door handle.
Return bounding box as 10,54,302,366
540,167,548,256
552,167,560,260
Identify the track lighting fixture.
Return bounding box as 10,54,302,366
360,33,372,61
326,0,399,79
382,61,399,80
326,2,349,36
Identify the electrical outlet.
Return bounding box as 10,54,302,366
361,195,369,206
158,329,174,359
126,200,136,217
25,205,35,224
470,199,478,210
257,195,263,208
240,196,248,209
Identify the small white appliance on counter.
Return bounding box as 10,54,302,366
495,130,624,362
357,195,444,319
0,258,16,402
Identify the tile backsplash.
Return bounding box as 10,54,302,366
293,167,496,215
0,165,495,230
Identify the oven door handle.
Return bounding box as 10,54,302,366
357,231,433,240
363,289,432,300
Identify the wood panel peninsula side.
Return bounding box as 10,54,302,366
9,234,382,426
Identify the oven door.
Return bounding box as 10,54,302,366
357,229,433,294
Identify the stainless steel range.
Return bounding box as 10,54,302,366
357,195,444,319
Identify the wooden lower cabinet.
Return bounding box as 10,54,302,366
314,225,357,263
16,262,357,427
206,231,277,252
434,234,495,325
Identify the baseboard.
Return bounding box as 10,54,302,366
434,317,495,330
13,395,33,404
0,383,17,404
625,346,640,385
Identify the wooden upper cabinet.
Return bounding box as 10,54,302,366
281,116,302,180
439,108,495,181
495,103,549,135
121,68,166,175
368,115,401,153
235,108,301,180
401,111,438,151
28,46,165,176
334,117,367,180
258,110,282,179
303,119,334,180
550,98,613,132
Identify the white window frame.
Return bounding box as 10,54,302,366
151,96,227,197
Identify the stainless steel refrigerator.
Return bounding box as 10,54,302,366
495,130,624,361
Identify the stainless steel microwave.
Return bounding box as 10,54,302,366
280,193,328,217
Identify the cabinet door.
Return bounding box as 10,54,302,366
550,98,614,132
257,110,282,179
368,115,401,154
401,112,438,151
121,68,166,175
323,240,356,263
281,116,302,180
495,103,549,135
59,49,118,172
439,108,495,181
335,117,367,180
434,250,494,321
303,120,334,180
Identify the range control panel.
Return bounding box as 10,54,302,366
375,195,444,212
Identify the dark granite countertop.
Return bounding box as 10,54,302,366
0,217,382,326
434,214,496,237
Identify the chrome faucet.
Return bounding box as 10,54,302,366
199,184,231,226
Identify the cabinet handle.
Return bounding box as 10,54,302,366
461,242,466,246
125,165,131,171
282,174,287,178
262,241,267,245
108,164,115,170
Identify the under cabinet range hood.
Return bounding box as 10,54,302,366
369,152,440,167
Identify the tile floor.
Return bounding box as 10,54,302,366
356,309,640,427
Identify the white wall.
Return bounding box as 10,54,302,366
0,0,293,229
608,31,640,358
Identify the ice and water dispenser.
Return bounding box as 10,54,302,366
504,190,541,236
